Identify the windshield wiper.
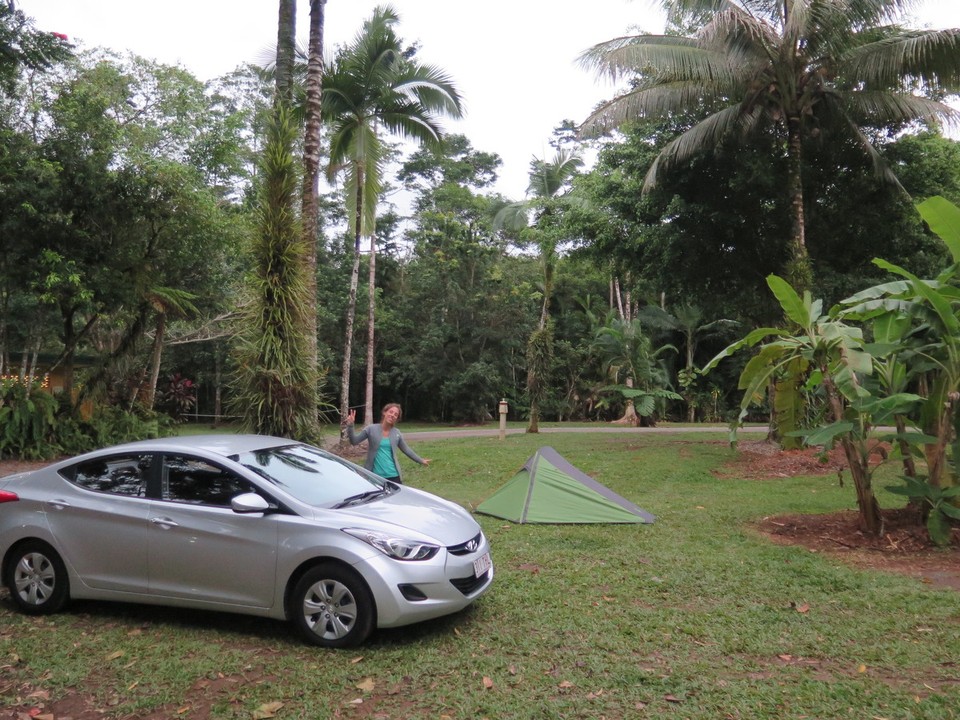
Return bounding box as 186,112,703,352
333,489,388,509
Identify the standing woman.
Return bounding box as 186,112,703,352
345,404,431,483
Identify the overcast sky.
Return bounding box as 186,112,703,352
17,0,960,200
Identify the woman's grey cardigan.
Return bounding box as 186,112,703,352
346,422,426,482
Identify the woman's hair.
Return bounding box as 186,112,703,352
381,403,402,421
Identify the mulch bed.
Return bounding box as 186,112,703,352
722,440,960,590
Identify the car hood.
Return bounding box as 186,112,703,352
328,486,479,545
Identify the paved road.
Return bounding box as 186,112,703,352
401,425,769,441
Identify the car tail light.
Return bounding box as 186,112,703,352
0,490,18,503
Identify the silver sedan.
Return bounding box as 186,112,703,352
0,435,493,647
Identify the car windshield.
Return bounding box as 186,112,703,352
235,444,390,507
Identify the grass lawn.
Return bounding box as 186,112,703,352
3,432,958,719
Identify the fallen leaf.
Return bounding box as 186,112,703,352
778,654,793,661
796,603,810,614
105,650,125,661
356,677,376,692
665,694,682,703
858,664,867,673
482,676,494,689
350,656,364,664
558,680,574,689
635,701,647,710
252,701,285,719
347,698,364,705
508,665,517,675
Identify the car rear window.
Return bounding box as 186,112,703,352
64,454,152,497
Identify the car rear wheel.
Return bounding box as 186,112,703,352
6,540,70,614
291,563,374,648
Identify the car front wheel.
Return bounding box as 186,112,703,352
291,563,374,648
6,540,70,614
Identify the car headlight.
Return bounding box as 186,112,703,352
342,528,440,561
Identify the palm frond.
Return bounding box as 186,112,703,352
493,202,530,233
839,89,959,130
819,93,905,190
527,150,584,198
581,81,738,135
644,104,746,189
579,35,734,85
841,29,960,90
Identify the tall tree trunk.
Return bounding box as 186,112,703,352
824,376,883,535
274,0,296,108
301,0,325,407
142,311,167,410
340,243,361,441
364,233,376,425
339,175,365,441
612,377,639,426
785,116,812,291
214,352,222,424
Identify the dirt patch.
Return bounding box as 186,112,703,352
712,438,890,480
724,441,960,591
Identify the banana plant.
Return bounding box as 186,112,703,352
839,197,960,490
707,197,960,541
886,477,960,547
703,276,921,536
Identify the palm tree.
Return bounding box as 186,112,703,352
323,5,462,432
300,0,326,386
638,303,738,421
140,286,197,410
496,149,582,432
229,0,316,440
594,317,680,426
579,0,960,290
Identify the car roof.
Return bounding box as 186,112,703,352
88,434,302,460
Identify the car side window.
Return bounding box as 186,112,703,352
67,454,152,497
162,455,258,507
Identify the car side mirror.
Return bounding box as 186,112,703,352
231,492,271,514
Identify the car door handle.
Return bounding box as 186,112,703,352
150,517,180,528
48,498,72,510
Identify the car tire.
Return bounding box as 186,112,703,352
5,540,70,614
291,562,374,648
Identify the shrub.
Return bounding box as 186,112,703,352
0,380,58,459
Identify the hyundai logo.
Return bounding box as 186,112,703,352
465,538,479,553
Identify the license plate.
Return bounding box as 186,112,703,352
473,552,492,577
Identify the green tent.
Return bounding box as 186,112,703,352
476,446,654,524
